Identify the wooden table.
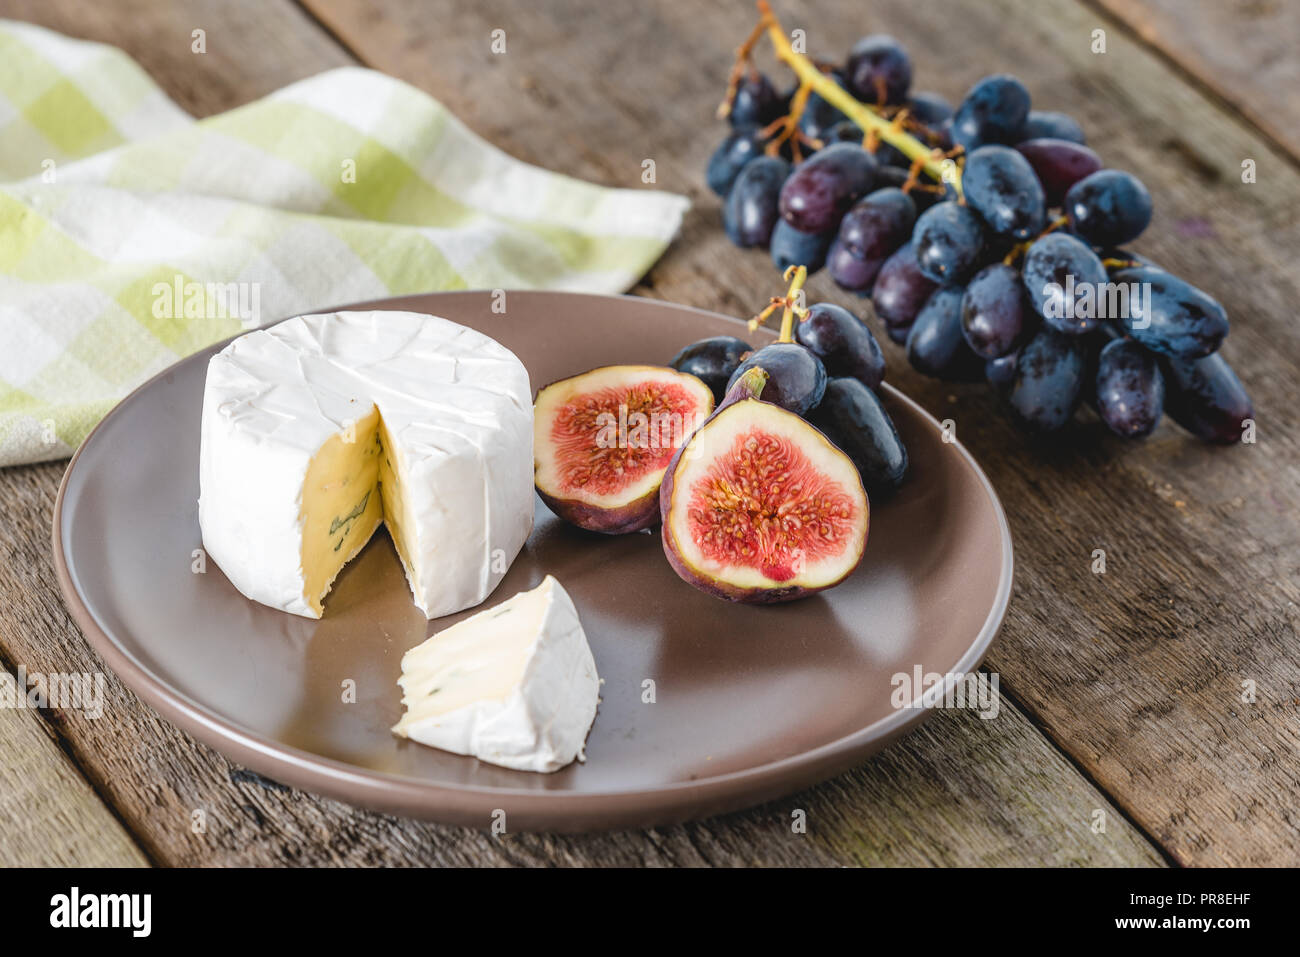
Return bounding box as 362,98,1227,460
2,0,1297,867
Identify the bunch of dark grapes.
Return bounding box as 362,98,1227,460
706,32,1253,445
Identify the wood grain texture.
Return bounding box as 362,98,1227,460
299,0,1300,865
0,0,1289,866
0,659,149,867
1090,0,1300,162
0,0,352,117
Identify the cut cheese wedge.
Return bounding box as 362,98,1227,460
392,575,600,772
198,310,534,620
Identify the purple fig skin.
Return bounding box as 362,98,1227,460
536,486,661,535
661,540,835,603
534,364,713,535
659,367,870,604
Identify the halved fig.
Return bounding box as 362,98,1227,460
660,368,870,603
534,365,714,534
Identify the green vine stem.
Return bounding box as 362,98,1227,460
748,0,963,198
748,265,810,338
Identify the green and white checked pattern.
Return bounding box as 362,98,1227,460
0,21,689,466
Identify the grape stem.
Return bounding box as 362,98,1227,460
901,142,959,197
747,264,809,338
717,18,771,121
778,264,809,342
752,0,963,198
1001,215,1070,266
765,81,817,161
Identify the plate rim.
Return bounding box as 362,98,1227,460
51,289,1014,829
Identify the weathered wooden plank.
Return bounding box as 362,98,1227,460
1091,0,1300,162
0,0,352,117
0,658,149,867
298,0,1300,865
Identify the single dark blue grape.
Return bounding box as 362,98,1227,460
809,378,908,495
1109,266,1229,358
1021,232,1108,334
1161,352,1253,443
882,320,912,344
827,237,879,292
961,263,1030,358
798,71,851,140
1065,169,1153,246
985,347,1021,390
730,73,783,128
912,201,986,283
838,187,916,260
934,116,954,150
669,336,752,404
779,142,878,234
1019,110,1086,144
907,286,984,380
951,74,1031,151
723,156,791,248
874,166,909,189
770,219,834,274
1094,338,1164,438
906,91,953,127
1007,327,1088,432
794,302,886,390
1014,138,1103,208
962,145,1046,240
706,127,765,197
727,342,827,415
871,240,938,326
822,119,864,144
845,34,912,105
1083,321,1125,390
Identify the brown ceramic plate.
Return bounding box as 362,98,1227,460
53,290,1012,832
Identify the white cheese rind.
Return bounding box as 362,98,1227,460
392,576,600,773
198,310,534,619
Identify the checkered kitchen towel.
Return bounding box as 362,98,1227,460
0,21,689,466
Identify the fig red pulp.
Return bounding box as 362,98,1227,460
687,429,860,582
535,365,714,535
661,366,869,603
551,380,702,497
